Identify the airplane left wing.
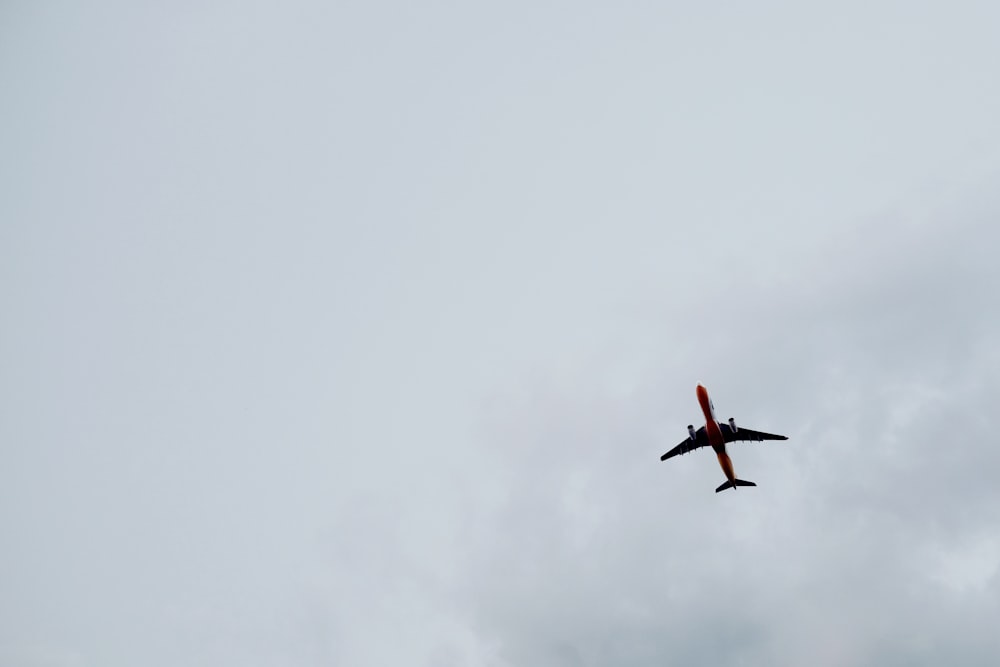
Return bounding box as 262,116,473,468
660,427,708,461
721,423,788,443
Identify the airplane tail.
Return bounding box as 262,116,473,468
715,479,757,493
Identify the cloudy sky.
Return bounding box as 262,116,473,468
3,1,1000,665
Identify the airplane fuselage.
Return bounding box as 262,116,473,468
696,384,736,482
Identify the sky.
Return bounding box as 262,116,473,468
2,1,1000,665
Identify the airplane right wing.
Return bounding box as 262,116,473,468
660,427,708,461
721,423,788,443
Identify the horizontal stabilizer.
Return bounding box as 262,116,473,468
715,479,757,493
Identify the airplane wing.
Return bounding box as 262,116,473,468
660,426,708,461
721,423,788,443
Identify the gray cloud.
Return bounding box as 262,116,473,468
449,210,1000,666
2,1,1000,666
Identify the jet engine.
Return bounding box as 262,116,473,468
728,417,737,433
687,424,696,440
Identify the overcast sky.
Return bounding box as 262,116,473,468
3,2,1000,666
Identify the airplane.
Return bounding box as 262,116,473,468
660,384,788,493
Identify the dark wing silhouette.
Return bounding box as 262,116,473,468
720,422,788,443
660,426,708,461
